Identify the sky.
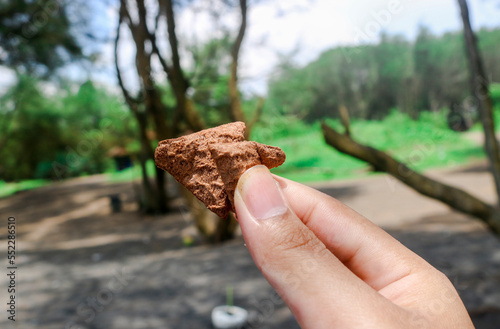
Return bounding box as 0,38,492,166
235,0,500,93
1,0,500,95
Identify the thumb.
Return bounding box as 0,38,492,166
234,165,394,328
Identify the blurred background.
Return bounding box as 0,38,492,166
1,0,500,328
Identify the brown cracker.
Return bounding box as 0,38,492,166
154,122,286,217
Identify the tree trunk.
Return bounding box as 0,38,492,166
179,185,238,243
318,0,500,237
159,0,238,242
228,0,263,139
118,0,253,240
321,122,500,235
116,0,168,214
457,0,500,204
229,0,247,126
164,0,205,133
135,111,158,213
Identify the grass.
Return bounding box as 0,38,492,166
105,160,157,182
254,110,486,183
2,108,492,193
87,109,494,184
0,179,49,198
470,83,500,131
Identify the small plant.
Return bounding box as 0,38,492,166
225,285,234,313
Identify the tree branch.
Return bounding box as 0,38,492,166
114,7,138,114
339,105,351,136
229,0,247,128
149,4,172,76
321,122,500,235
458,0,500,204
164,0,186,90
163,0,205,132
115,3,156,206
149,27,173,77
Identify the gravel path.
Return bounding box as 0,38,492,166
0,162,499,328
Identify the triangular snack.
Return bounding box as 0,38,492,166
154,122,286,218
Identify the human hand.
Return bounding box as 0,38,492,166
234,165,474,329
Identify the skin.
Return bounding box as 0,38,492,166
234,165,475,329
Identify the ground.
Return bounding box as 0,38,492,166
1,161,500,329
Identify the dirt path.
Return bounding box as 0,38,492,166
0,162,499,328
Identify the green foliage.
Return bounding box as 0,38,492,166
491,83,500,105
253,111,484,183
106,160,156,183
0,75,64,180
469,83,500,131
1,24,496,189
478,30,500,81
0,179,49,199
0,0,82,74
188,36,234,126
58,80,137,175
0,75,135,181
268,28,500,122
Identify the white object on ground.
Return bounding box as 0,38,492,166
211,305,249,329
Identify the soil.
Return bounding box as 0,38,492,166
0,161,499,329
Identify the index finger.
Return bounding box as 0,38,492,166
273,175,433,292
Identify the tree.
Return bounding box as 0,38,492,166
413,26,436,112
228,0,263,139
0,76,132,181
115,0,169,214
267,27,500,122
321,0,500,236
115,0,259,242
0,0,82,75
0,75,63,180
457,0,500,200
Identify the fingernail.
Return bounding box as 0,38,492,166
236,165,288,220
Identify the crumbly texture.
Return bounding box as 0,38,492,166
254,142,287,169
154,122,286,217
210,141,260,209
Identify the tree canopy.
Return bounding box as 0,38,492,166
0,0,82,75
267,28,500,122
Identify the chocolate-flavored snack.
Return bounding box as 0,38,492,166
154,122,286,218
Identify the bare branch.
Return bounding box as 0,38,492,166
149,31,173,77
164,0,188,92
114,6,138,114
457,0,500,204
339,105,351,136
321,122,500,235
229,0,247,126
164,0,205,132
119,0,135,29
149,7,173,77
232,0,248,71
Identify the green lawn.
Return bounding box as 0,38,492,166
0,179,49,198
254,110,486,183
0,109,492,197
105,162,156,183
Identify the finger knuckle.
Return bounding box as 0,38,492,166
273,223,325,255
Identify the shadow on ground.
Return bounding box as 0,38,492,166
385,214,500,329
0,173,499,328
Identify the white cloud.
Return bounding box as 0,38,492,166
3,0,498,96
235,0,500,94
